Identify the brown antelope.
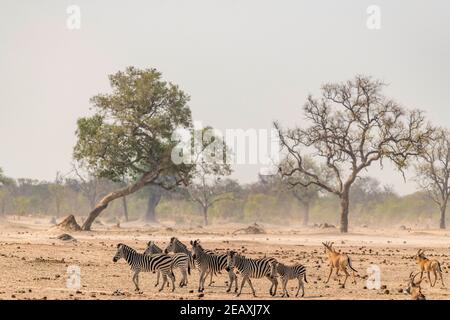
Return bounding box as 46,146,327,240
406,272,426,300
414,249,445,287
322,241,357,287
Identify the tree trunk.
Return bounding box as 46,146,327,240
340,191,350,233
440,204,446,229
82,171,159,230
145,186,162,222
302,201,310,226
203,206,208,226
122,196,129,222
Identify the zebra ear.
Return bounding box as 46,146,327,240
116,243,121,248
190,240,193,245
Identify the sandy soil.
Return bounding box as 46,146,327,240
0,216,449,300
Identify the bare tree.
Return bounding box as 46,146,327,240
415,128,450,229
278,157,321,226
275,75,433,233
189,167,233,226
187,127,233,226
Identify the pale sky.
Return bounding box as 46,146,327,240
0,0,449,195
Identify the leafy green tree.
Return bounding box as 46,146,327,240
73,67,193,230
275,75,433,233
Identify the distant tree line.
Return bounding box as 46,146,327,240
0,168,445,229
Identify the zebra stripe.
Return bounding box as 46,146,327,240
270,261,307,297
113,243,175,292
190,240,227,292
226,250,278,297
190,240,238,293
164,237,194,267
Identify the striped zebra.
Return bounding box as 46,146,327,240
225,250,278,297
113,243,175,292
164,237,195,268
164,237,237,292
190,239,237,293
144,241,163,255
269,261,308,297
144,240,190,288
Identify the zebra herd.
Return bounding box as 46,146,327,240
112,237,308,297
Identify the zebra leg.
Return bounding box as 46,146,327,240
180,269,187,287
247,278,257,297
133,271,141,292
237,276,247,297
198,270,206,292
159,274,168,292
283,278,289,297
267,275,277,296
154,271,160,287
297,277,305,297
208,271,214,286
169,272,176,292
428,271,433,287
226,270,236,293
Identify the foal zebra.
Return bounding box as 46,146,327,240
269,261,308,297
190,239,237,293
144,240,190,288
113,243,175,292
226,250,278,297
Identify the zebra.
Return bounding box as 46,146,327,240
190,239,237,293
113,243,175,292
143,241,164,288
225,250,278,297
269,261,308,297
144,241,163,255
144,240,190,288
165,237,235,290
164,237,195,269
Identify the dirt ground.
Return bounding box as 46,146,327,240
0,216,449,300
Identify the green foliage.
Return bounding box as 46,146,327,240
73,66,193,183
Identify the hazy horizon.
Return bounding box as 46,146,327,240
1,0,449,195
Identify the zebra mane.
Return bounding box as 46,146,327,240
118,243,137,254
175,238,188,250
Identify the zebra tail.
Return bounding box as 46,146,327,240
303,272,308,283
188,263,191,275
348,257,358,273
